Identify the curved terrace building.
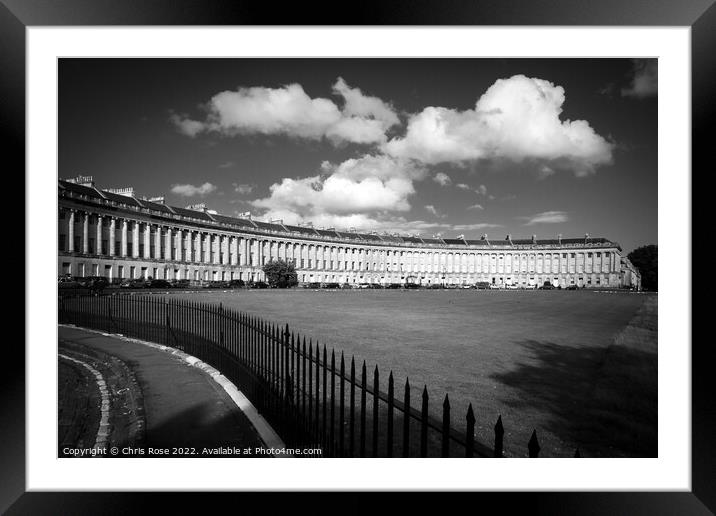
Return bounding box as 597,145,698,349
58,177,641,289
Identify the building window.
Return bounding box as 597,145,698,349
59,234,66,251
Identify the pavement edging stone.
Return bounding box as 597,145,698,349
59,324,289,457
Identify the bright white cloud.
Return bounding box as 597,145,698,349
522,210,568,226
170,182,217,197
251,155,425,222
476,184,488,195
332,77,400,127
622,59,657,99
384,74,613,175
467,203,484,210
456,183,471,190
171,78,399,145
433,172,452,186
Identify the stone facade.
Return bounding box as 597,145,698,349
58,180,640,289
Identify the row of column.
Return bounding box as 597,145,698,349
62,209,617,274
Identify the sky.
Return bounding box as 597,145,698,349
59,58,657,253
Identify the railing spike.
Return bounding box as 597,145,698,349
528,429,541,458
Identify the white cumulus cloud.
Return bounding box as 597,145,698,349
251,155,425,226
171,78,399,145
384,74,613,175
170,182,217,197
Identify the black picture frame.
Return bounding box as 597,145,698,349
5,0,709,513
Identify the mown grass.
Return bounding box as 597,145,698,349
162,289,657,457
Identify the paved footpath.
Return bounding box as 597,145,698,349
59,325,271,457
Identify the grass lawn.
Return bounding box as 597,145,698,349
163,288,657,457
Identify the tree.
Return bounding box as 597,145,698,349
262,258,298,288
628,245,658,291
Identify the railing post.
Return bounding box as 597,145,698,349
330,349,336,457
402,377,410,457
164,300,169,345
441,394,450,457
494,415,504,458
465,403,475,458
387,371,394,457
372,365,379,457
308,340,313,443
528,429,541,458
349,356,356,457
339,352,345,457
322,345,328,452
420,386,428,457
360,361,367,457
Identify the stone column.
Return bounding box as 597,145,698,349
82,212,89,254
120,219,128,257
153,225,161,260
164,227,171,261
184,231,191,262
108,217,115,256
96,215,103,255
201,233,208,263
143,222,151,259
67,210,75,252
132,221,140,258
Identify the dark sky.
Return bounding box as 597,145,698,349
59,58,657,253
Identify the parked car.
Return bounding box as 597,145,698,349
228,279,245,288
58,276,81,288
323,282,340,289
489,284,501,290
404,283,420,289
168,279,191,289
147,278,171,289
79,276,109,290
386,283,402,289
367,283,384,289
539,281,555,290
505,284,519,290
476,281,490,290
250,281,269,289
120,278,146,289
566,284,579,290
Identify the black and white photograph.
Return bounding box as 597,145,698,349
57,57,658,460
3,1,706,508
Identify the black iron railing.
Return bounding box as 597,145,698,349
59,291,551,458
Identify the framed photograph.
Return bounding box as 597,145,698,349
7,0,708,512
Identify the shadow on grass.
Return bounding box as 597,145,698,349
491,339,657,457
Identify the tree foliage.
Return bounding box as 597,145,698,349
628,244,658,291
262,258,298,288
